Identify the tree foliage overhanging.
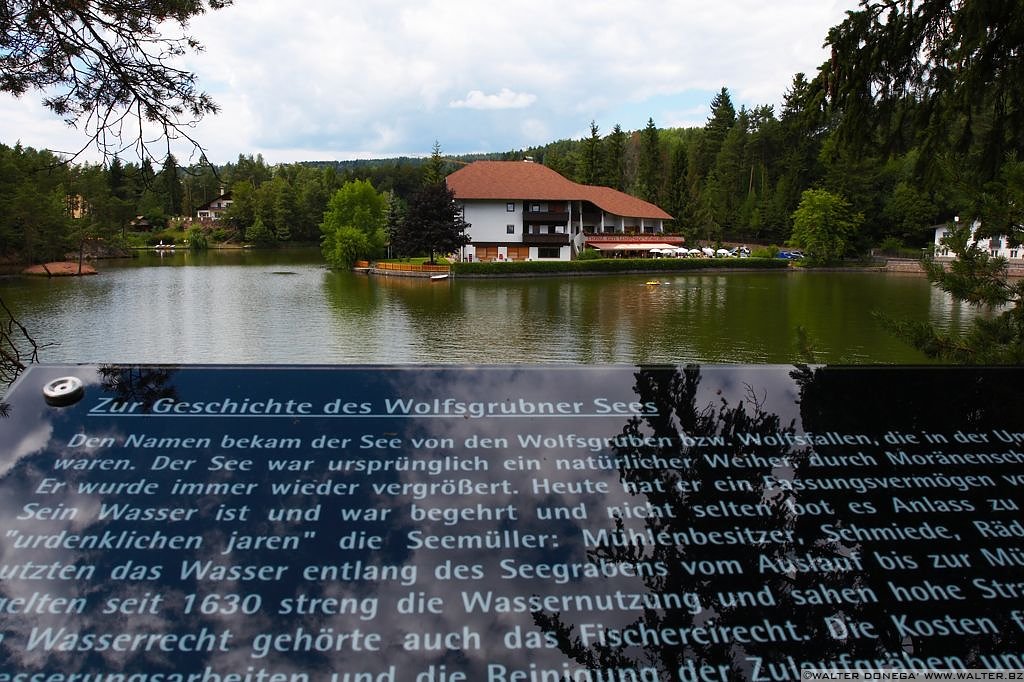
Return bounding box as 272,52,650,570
1,0,232,162
825,0,1024,362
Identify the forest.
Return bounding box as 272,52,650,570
0,78,937,265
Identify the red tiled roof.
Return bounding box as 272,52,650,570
446,161,672,220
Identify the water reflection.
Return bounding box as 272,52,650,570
0,251,990,364
534,365,1024,678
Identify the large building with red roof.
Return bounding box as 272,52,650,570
446,160,676,262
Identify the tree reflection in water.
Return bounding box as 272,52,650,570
97,365,179,411
536,364,1024,679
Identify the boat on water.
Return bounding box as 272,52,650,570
431,273,450,281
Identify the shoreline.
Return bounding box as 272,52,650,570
4,255,1022,280
21,261,98,277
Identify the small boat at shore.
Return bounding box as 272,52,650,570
431,273,450,281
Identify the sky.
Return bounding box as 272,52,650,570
0,0,861,165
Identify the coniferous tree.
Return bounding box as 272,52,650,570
422,141,447,186
771,73,827,240
246,215,275,247
383,192,405,259
396,181,470,263
0,0,231,162
637,118,662,204
698,88,736,178
706,108,749,234
160,154,182,217
602,124,627,190
664,145,690,230
272,178,296,242
106,156,135,237
578,121,601,185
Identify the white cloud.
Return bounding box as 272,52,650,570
519,119,551,145
664,104,712,130
449,89,538,110
0,0,861,163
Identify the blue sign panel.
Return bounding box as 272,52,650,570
0,365,1022,681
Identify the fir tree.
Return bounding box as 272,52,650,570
578,121,601,185
602,124,627,190
396,181,470,263
422,141,446,186
637,118,662,204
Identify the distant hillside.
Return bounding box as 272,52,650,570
298,152,506,172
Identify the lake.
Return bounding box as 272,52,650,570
0,248,982,365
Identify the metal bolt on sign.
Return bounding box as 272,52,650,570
42,376,85,406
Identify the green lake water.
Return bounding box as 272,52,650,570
0,249,982,365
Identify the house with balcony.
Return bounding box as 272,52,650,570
446,161,675,261
934,220,1023,260
196,192,233,221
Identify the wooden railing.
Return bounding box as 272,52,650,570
375,262,450,273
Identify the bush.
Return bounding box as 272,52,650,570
575,248,603,260
878,236,904,253
211,227,235,243
876,236,925,259
451,257,787,276
752,245,780,259
246,217,277,247
146,232,177,247
187,227,209,251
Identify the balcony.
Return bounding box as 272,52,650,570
523,211,569,224
521,233,570,246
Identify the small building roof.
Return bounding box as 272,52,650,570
446,161,672,220
196,193,233,212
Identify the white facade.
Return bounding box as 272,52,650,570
447,161,672,262
196,195,233,221
462,201,518,244
458,200,668,262
459,200,576,262
934,221,1023,260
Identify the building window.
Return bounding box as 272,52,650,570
538,247,560,259
507,203,515,212
1011,250,1019,259
531,204,541,213
506,224,515,234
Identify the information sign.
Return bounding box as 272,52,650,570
1,364,1023,681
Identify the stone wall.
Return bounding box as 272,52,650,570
885,257,1024,277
